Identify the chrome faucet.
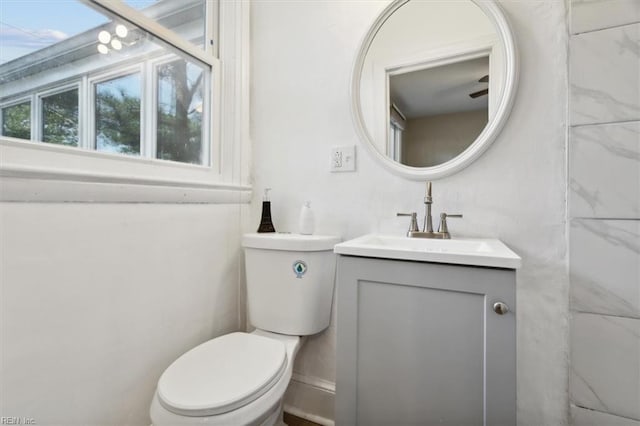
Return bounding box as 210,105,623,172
424,181,433,233
397,182,463,239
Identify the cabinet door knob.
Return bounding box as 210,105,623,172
493,301,509,315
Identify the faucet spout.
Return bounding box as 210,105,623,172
423,181,433,232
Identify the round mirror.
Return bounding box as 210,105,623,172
352,0,518,180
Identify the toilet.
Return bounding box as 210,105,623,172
150,232,340,426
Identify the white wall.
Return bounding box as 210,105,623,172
0,202,243,425
402,109,488,167
250,0,569,424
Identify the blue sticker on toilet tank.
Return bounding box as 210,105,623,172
292,261,307,278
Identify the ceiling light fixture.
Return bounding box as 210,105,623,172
97,24,130,55
115,24,128,38
98,30,111,44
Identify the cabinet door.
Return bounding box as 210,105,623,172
335,256,516,426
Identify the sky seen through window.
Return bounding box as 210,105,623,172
0,0,158,64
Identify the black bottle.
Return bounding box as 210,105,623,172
257,188,276,233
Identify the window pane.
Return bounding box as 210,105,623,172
157,59,205,165
42,89,79,146
126,0,208,51
1,102,30,140
95,74,141,155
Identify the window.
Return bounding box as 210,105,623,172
0,0,248,202
42,88,79,147
1,101,31,140
156,58,205,164
0,0,215,166
130,0,210,53
389,104,406,163
389,122,403,163
95,73,141,155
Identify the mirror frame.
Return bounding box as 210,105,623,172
351,0,519,180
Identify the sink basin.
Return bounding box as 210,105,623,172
334,234,521,269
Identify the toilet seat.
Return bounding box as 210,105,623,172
157,332,287,417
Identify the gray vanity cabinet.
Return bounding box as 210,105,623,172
335,255,516,426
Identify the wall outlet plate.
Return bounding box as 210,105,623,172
331,145,356,172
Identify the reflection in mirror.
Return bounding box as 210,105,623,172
389,56,489,167
359,0,505,170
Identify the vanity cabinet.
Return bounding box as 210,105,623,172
335,255,516,426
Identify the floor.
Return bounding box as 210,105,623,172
283,412,322,426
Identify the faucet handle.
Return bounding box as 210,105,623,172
438,213,463,237
397,212,419,235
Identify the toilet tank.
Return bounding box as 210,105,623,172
242,233,340,336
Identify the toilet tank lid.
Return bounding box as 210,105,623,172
242,233,341,251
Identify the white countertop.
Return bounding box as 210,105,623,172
334,234,521,269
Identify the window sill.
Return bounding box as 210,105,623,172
0,138,251,203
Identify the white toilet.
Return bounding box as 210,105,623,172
150,232,340,426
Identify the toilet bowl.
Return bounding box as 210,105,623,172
150,233,340,426
150,330,301,426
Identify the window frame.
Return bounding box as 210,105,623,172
0,0,250,203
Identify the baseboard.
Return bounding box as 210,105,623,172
291,373,336,393
283,374,335,426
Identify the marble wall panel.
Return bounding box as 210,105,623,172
571,404,640,426
570,24,640,125
569,122,640,219
571,313,640,420
571,219,640,318
572,0,640,34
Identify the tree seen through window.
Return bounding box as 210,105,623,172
2,102,31,140
157,59,204,164
42,89,79,146
95,74,141,155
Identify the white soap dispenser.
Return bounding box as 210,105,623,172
299,201,315,235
